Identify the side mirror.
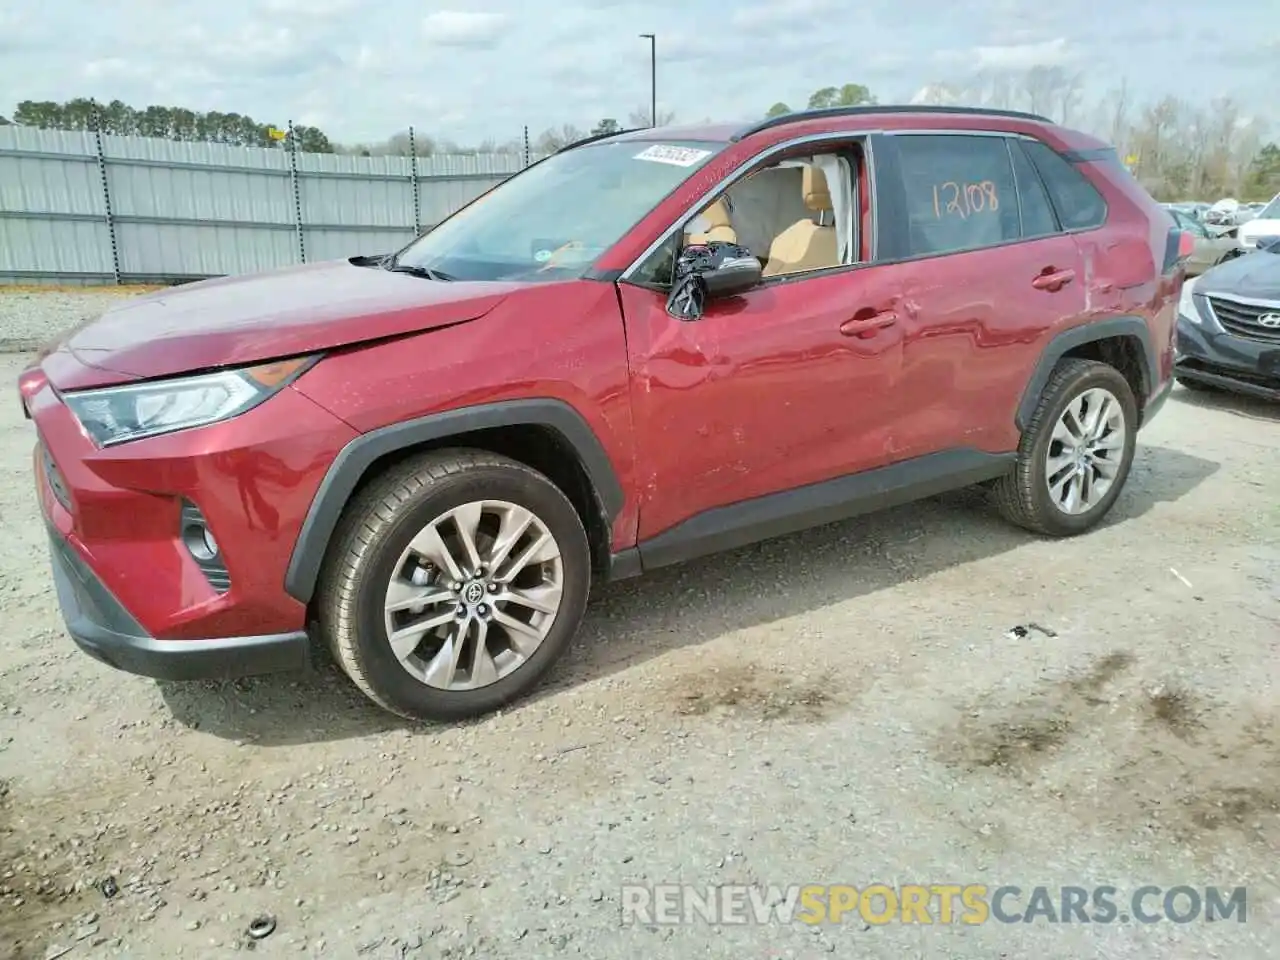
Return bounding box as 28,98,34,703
701,254,763,299
665,242,761,321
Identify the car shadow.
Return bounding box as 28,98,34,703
157,443,1220,746
1171,383,1280,422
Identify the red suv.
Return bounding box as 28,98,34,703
20,106,1188,721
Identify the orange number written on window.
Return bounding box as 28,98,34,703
931,181,1000,219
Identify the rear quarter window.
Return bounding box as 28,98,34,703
1022,140,1108,231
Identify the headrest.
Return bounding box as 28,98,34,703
701,198,732,229
802,165,832,212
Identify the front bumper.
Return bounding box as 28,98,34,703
48,522,310,681
1175,314,1280,402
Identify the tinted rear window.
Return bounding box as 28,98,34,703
1008,140,1059,238
893,134,1021,257
1022,140,1108,231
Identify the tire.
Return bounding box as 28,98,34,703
1175,375,1216,392
316,449,592,722
992,358,1138,537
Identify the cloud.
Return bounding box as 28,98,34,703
970,37,1074,71
422,11,509,48
7,0,1278,146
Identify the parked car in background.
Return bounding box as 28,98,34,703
1237,192,1280,251
1205,198,1256,229
1166,201,1210,222
20,105,1188,722
1176,239,1280,401
1165,207,1242,275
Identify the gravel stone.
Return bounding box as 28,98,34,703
0,289,1277,959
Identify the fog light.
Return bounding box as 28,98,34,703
180,499,231,594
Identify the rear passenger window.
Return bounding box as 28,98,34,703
1022,140,1107,230
894,135,1020,257
1009,140,1059,238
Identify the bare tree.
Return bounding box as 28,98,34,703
627,106,676,128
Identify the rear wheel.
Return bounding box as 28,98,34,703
317,449,591,722
993,359,1138,536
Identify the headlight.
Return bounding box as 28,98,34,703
1178,277,1201,324
62,356,318,447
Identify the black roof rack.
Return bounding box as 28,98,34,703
556,127,646,152
732,104,1054,141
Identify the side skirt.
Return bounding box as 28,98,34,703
607,447,1015,578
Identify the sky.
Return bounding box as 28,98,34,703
3,0,1278,145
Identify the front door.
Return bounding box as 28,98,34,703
616,265,906,543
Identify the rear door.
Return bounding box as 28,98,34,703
867,131,1091,458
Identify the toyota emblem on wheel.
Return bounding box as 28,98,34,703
1257,313,1280,329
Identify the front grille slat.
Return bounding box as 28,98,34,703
1207,295,1280,343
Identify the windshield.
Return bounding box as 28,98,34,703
1258,194,1280,219
392,139,724,282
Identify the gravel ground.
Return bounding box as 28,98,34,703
1,291,1278,959
0,288,160,352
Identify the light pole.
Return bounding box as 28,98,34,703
639,33,656,127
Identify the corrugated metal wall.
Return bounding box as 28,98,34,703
0,126,538,285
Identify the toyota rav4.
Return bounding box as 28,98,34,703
19,106,1188,721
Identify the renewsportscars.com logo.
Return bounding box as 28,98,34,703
620,884,1249,926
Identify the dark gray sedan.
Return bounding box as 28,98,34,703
1176,240,1280,400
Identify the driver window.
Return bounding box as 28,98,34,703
637,151,861,286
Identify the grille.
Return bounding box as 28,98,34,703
1206,296,1280,343
40,442,72,510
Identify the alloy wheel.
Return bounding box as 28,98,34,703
382,500,564,690
1044,387,1127,515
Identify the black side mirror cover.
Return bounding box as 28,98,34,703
664,241,758,321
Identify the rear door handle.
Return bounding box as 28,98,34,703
840,310,898,338
1032,269,1076,291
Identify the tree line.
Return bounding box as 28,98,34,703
6,85,1278,202
9,98,333,153
911,68,1279,202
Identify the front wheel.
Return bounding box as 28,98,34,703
316,449,592,722
992,359,1138,536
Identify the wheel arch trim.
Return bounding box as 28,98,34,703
284,399,625,604
1015,316,1156,432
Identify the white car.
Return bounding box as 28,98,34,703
1237,192,1280,250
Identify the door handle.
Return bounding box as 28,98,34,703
840,310,899,338
1032,268,1076,291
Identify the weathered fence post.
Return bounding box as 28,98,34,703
287,120,306,263
408,126,421,236
92,111,122,285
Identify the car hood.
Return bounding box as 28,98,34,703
55,258,518,387
1196,248,1280,300
1239,217,1280,241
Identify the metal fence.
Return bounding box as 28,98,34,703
0,125,543,286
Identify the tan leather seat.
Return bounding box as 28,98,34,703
685,198,737,245
761,166,839,277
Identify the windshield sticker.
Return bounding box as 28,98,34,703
634,144,713,167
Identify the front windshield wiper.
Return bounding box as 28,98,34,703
381,255,456,281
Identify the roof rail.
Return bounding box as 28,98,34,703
732,104,1054,141
557,127,646,152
